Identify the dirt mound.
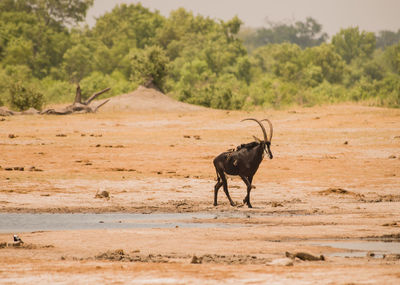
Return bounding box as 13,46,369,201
318,188,364,198
100,86,204,112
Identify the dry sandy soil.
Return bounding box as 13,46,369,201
1,87,400,284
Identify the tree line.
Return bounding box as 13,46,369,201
0,0,399,111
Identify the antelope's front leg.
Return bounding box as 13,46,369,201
240,175,253,208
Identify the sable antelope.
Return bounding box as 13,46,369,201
213,118,273,208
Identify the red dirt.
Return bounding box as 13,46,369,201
1,88,399,283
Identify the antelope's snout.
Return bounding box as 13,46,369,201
265,142,273,159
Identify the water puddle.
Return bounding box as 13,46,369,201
311,241,400,258
0,212,248,233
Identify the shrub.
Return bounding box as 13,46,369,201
80,71,137,100
8,81,44,111
40,78,75,104
130,46,170,91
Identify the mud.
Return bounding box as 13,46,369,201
0,242,54,249
1,104,400,284
93,249,272,265
310,240,400,258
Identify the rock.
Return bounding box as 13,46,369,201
95,190,109,199
384,254,400,261
21,108,39,115
286,251,325,261
271,201,283,207
0,107,15,116
29,166,43,172
96,249,125,261
269,258,294,266
191,255,203,264
8,134,17,139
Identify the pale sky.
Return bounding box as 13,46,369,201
86,0,400,36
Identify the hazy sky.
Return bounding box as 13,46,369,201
86,0,400,36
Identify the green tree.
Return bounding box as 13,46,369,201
130,46,170,91
376,29,400,49
0,8,71,78
2,37,33,67
271,43,303,81
241,17,327,51
332,27,376,63
294,17,328,48
62,44,93,82
235,56,252,85
0,0,93,26
305,44,345,83
92,3,164,49
384,42,400,74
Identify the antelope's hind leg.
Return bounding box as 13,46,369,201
214,179,223,206
217,171,235,206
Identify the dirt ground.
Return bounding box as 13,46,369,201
1,88,400,284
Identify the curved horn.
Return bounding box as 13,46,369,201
261,119,273,142
241,118,268,143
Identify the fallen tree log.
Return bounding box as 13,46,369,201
0,85,111,116
0,107,40,116
40,85,111,115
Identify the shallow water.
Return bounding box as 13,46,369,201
312,241,400,258
0,212,245,233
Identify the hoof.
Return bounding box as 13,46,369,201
247,204,253,208
230,202,236,207
213,203,218,206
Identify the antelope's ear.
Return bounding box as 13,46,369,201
253,135,261,143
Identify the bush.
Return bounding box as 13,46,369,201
80,71,137,100
8,82,44,111
248,76,298,108
375,74,400,107
40,78,75,104
130,46,170,91
209,75,246,110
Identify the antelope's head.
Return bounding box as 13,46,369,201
242,118,274,159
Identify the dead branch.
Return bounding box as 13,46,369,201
40,86,111,115
84,88,111,105
74,84,82,104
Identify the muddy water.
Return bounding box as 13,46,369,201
0,212,247,233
